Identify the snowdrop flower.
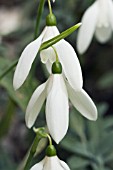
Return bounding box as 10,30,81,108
13,14,82,92
30,156,70,170
30,145,70,170
77,0,113,54
26,61,97,144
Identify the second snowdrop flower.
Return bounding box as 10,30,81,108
26,61,97,144
30,145,70,170
13,14,82,92
77,0,113,54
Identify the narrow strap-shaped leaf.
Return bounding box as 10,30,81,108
40,23,81,51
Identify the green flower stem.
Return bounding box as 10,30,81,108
24,128,49,170
52,46,59,62
0,98,15,138
46,134,52,145
34,0,46,39
0,59,18,80
48,0,53,15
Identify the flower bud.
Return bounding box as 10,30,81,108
46,145,57,157
46,14,57,26
52,61,62,74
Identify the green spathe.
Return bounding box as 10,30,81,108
46,145,57,157
46,14,57,26
52,61,62,74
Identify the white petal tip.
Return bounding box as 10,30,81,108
78,23,82,27
13,79,21,91
87,107,98,121
26,122,32,129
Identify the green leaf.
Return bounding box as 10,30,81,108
103,116,113,130
61,136,95,161
96,131,113,157
40,23,81,51
70,109,86,142
0,57,38,111
0,99,15,138
97,70,113,89
68,156,89,169
0,59,18,80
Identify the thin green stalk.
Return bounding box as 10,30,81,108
24,128,47,170
52,46,59,62
34,0,45,39
0,59,18,80
0,98,15,138
48,0,53,14
24,134,41,170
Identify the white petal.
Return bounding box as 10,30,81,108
44,156,64,170
13,28,47,90
30,159,44,170
107,0,113,30
46,61,52,74
67,83,97,121
77,2,98,54
40,47,56,64
25,81,47,128
40,26,59,64
46,74,69,144
55,40,83,90
95,26,112,43
42,26,59,42
60,160,71,170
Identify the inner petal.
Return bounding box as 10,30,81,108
95,26,112,43
97,0,110,28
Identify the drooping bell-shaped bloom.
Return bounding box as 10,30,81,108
13,26,82,91
26,70,97,143
77,0,113,54
30,156,70,170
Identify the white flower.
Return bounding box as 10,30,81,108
13,26,83,91
26,73,97,144
0,8,22,36
77,0,113,54
30,156,70,170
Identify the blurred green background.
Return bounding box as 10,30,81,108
0,0,113,170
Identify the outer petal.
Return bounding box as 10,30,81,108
77,2,98,54
13,28,47,90
60,160,71,170
30,159,44,170
67,83,97,121
46,74,69,144
95,26,112,43
108,0,113,30
40,26,59,64
25,81,47,128
44,156,65,170
55,40,83,91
